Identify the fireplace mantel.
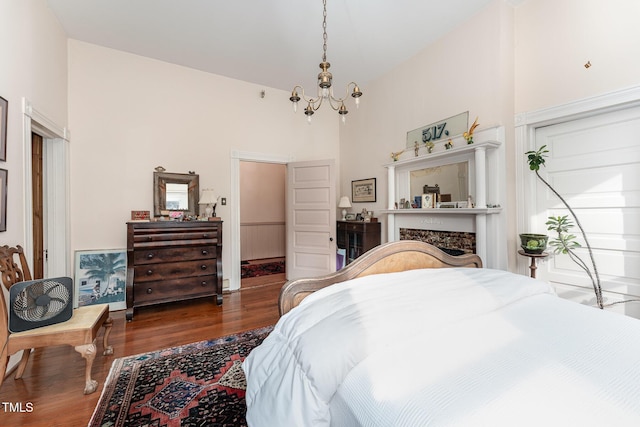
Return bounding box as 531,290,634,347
383,126,506,269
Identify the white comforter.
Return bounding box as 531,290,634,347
243,268,640,426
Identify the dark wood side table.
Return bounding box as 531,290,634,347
517,249,548,278
336,220,381,265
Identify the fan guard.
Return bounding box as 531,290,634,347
9,277,74,333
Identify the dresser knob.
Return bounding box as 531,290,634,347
201,281,207,287
202,233,209,238
147,253,154,259
201,250,208,256
200,265,207,270
146,288,153,294
146,269,153,275
147,236,153,241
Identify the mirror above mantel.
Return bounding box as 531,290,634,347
410,161,469,203
153,171,199,218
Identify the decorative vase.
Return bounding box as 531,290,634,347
519,233,548,254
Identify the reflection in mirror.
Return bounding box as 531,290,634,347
153,172,199,217
166,183,189,210
410,161,468,202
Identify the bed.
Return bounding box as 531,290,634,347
242,241,640,426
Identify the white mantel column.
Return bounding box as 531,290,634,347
475,213,487,263
474,146,487,208
387,165,396,241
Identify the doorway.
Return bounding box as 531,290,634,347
31,132,44,279
22,98,70,278
229,152,336,291
239,161,286,289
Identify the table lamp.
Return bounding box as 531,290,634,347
199,189,219,218
338,196,352,220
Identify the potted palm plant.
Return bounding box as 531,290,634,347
526,145,604,309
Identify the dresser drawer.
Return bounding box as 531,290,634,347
132,224,219,240
133,245,217,265
133,259,217,282
339,222,365,232
133,231,219,249
133,275,216,305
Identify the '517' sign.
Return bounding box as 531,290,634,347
406,111,469,149
422,123,448,142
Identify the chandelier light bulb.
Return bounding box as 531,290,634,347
338,103,348,124
304,103,314,124
290,89,301,113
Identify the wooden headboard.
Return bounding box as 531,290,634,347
278,240,483,315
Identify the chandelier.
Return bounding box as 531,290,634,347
289,0,362,124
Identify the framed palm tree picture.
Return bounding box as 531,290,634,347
74,249,127,310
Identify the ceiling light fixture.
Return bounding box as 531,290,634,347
289,0,362,124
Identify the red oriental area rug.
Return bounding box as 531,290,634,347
89,326,273,427
241,260,285,278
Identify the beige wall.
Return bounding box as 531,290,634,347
240,162,285,223
240,162,286,260
341,0,516,263
0,0,68,247
67,40,340,277
514,0,640,113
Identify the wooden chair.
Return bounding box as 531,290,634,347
0,245,114,394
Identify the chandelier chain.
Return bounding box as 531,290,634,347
322,0,328,63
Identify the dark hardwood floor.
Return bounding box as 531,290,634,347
0,281,283,427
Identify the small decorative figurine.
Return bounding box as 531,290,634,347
463,117,480,144
445,139,453,150
425,141,434,153
414,141,419,157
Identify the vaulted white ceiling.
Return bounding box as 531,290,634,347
47,0,510,92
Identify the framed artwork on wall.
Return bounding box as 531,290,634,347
74,249,127,310
352,178,376,203
0,168,6,231
0,96,7,162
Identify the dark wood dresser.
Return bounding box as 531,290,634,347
126,220,223,320
337,220,381,265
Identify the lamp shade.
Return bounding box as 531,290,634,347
338,196,352,208
199,189,218,205
338,196,351,221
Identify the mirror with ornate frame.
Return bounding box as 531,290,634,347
153,171,199,217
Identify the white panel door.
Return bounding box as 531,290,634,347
533,105,640,301
286,159,336,280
